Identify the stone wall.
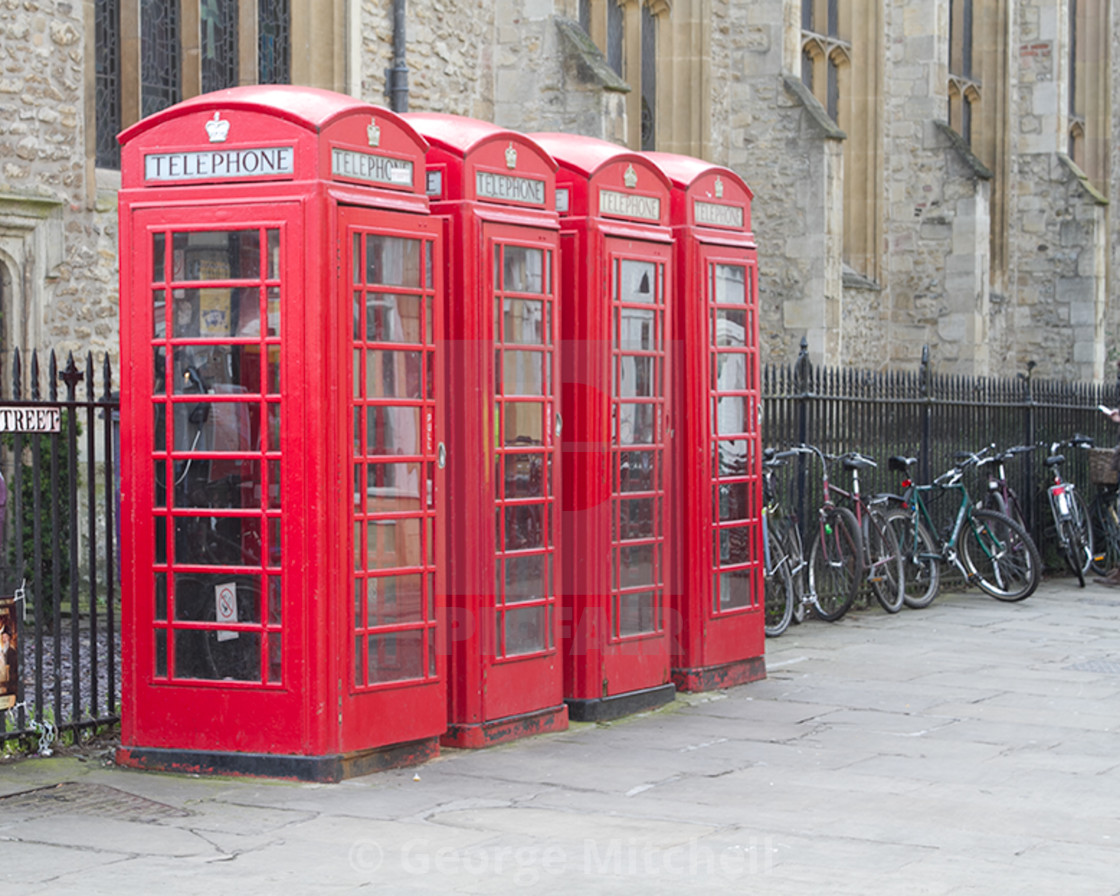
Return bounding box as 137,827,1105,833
0,0,118,369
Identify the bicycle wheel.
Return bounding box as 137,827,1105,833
865,508,904,613
961,508,1040,601
764,529,795,637
807,506,862,621
1088,491,1120,576
1071,488,1093,576
780,521,808,625
1059,517,1086,587
883,508,941,609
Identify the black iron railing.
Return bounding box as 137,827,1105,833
763,339,1120,562
0,350,119,751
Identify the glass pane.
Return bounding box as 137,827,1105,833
173,573,261,623
716,396,749,435
174,460,260,509
155,573,167,620
503,403,543,445
154,630,167,677
505,505,543,550
175,629,260,681
365,350,423,399
152,233,166,281
503,453,545,498
153,289,167,338
266,229,280,278
172,231,261,281
502,350,546,395
618,497,656,540
719,527,752,565
367,630,424,682
268,576,282,622
617,403,655,445
617,356,654,398
172,343,259,393
616,259,656,303
617,308,655,351
365,235,421,287
619,544,656,588
504,606,547,655
717,440,749,477
366,406,421,456
265,286,280,337
716,354,748,392
174,516,261,565
364,517,423,570
153,349,168,398
719,569,752,610
367,293,422,343
171,402,256,456
502,299,545,344
718,482,750,521
503,553,546,603
365,462,422,498
267,633,282,683
501,246,545,293
715,310,747,348
618,451,656,492
267,460,281,509
367,574,424,625
714,264,746,304
618,591,656,636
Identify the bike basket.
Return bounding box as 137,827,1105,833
1089,447,1118,485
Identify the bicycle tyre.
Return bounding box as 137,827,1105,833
961,508,1041,601
1088,492,1120,576
1071,488,1093,576
764,528,795,637
883,508,941,609
807,506,862,622
865,508,904,613
779,520,808,625
1059,517,1086,587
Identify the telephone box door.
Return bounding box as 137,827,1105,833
126,203,299,752
483,222,563,719
699,243,763,662
338,205,447,752
602,236,673,697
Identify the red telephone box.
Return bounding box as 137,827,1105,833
645,151,765,692
531,133,676,721
403,113,567,746
116,86,446,780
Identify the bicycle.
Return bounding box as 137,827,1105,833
794,444,864,622
1035,436,1094,587
762,449,799,636
1087,445,1120,577
883,451,1041,603
976,443,1033,531
826,451,904,613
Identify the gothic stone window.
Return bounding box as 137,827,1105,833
580,0,668,150
948,0,980,146
801,0,849,123
94,0,292,170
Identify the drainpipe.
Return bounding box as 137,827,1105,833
386,0,409,112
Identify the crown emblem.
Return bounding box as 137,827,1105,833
505,142,517,169
204,112,230,144
624,164,638,188
714,177,724,198
367,117,381,147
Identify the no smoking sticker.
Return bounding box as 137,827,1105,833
215,582,239,642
